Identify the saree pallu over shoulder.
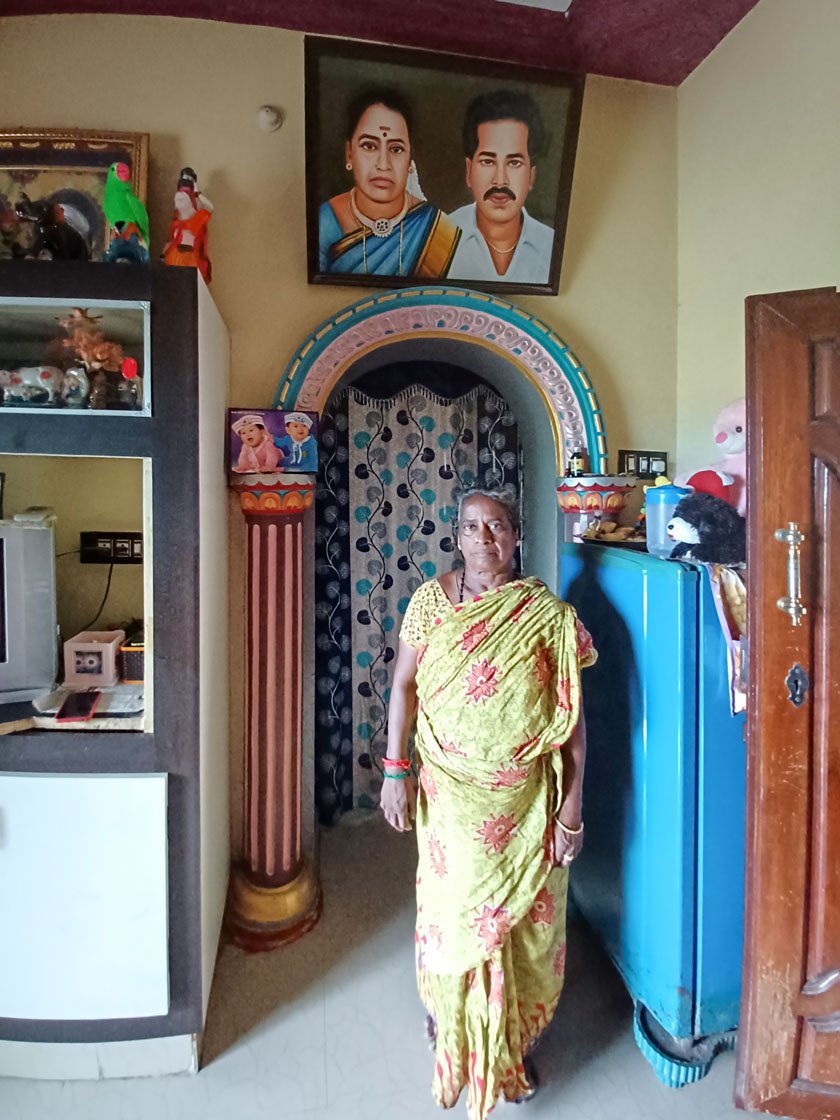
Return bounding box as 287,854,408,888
415,577,593,782
413,577,595,978
319,198,460,278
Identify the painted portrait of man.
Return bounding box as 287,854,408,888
447,90,554,285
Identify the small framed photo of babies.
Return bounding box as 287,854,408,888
229,409,319,475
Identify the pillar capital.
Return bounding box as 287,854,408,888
229,474,315,517
556,475,635,515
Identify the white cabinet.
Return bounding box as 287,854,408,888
0,773,169,1021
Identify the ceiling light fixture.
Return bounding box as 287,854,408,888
496,0,574,14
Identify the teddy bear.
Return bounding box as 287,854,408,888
675,398,747,516
667,492,746,566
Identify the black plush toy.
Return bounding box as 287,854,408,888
667,492,746,565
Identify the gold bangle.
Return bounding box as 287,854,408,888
556,819,584,837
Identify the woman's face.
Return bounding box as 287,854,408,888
346,104,411,207
458,496,519,575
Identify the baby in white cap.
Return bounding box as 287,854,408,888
273,411,318,472
231,413,283,473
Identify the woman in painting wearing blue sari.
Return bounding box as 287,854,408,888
319,88,460,279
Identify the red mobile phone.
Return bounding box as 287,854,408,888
55,690,102,723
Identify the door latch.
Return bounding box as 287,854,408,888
786,663,810,707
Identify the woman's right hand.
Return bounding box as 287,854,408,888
381,775,417,833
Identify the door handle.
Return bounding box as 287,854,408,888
774,522,807,627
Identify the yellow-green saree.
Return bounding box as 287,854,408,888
400,576,597,1118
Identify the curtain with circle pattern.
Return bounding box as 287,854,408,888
315,383,520,825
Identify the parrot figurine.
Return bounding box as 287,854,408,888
102,162,150,264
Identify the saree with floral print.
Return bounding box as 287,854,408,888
400,575,596,1119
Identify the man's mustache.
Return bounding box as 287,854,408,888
483,186,516,201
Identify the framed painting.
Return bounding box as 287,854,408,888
305,37,584,296
0,129,149,260
228,409,319,475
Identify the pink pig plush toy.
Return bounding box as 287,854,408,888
675,398,747,516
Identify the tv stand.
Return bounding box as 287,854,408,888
0,262,230,1079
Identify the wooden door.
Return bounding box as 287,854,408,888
737,288,840,1117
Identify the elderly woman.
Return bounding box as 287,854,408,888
318,86,460,278
382,487,596,1119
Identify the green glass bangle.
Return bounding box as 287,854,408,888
383,771,410,780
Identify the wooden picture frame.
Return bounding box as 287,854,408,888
0,128,149,260
305,37,584,296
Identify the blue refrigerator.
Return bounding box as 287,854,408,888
559,542,746,1086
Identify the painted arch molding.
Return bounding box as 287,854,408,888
274,287,607,476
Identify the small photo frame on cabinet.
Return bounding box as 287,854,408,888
0,128,149,260
229,409,319,475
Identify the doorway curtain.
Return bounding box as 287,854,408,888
314,382,520,825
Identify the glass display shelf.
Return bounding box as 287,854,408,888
0,296,151,416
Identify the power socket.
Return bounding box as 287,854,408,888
616,448,669,480
80,531,143,564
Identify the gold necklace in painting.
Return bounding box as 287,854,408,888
350,189,409,276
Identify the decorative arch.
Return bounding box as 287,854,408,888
228,287,615,948
274,287,607,476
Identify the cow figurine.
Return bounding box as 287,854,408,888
0,365,66,405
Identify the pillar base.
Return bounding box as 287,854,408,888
225,860,321,953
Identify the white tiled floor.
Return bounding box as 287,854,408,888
2,818,751,1120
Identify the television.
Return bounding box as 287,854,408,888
0,520,58,703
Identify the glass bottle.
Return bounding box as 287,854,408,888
566,444,586,477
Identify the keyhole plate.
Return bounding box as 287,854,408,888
786,663,810,707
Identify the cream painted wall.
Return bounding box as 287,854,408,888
0,455,144,640
1,14,677,466
676,0,840,474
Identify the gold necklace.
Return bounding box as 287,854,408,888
350,188,409,238
485,239,517,254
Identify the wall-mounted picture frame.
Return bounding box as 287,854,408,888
0,128,149,260
228,409,319,475
305,37,585,296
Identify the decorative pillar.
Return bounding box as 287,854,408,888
226,475,321,951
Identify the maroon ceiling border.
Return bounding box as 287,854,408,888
0,0,761,85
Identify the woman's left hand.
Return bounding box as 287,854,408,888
553,819,584,868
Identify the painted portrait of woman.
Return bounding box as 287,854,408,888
317,87,460,280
